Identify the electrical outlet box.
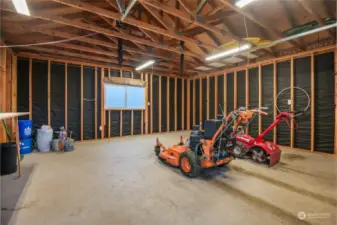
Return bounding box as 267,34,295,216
288,99,292,105
148,102,150,106
99,126,102,131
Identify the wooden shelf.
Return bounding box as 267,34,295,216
0,112,30,120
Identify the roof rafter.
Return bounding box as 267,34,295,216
218,0,303,50
50,0,216,50
296,0,335,39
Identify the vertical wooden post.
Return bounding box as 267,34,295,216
150,74,153,134
159,76,162,132
334,50,337,155
11,55,17,139
215,76,218,116
141,73,144,134
193,79,196,126
258,64,262,134
65,63,68,131
206,76,210,120
290,57,294,148
234,70,237,110
246,68,249,134
273,62,277,143
174,77,177,131
0,49,6,142
310,54,315,152
48,60,51,126
199,77,202,125
95,67,98,139
187,79,190,130
101,68,104,138
29,58,32,120
224,73,227,115
167,76,170,132
81,65,83,141
182,79,185,130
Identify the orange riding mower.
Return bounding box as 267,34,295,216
154,111,242,178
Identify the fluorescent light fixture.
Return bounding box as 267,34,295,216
235,0,258,8
12,0,30,16
206,44,251,61
135,60,155,71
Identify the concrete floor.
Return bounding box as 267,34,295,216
3,131,337,225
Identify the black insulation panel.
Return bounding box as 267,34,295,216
209,77,215,119
177,79,182,130
67,65,81,140
50,62,65,131
122,71,132,78
261,64,274,142
133,72,141,79
97,68,102,139
237,70,246,109
122,110,131,136
276,61,291,146
195,79,200,125
83,67,95,140
110,110,120,137
294,57,311,149
133,110,142,135
17,58,29,120
189,80,194,129
227,73,234,114
32,60,48,129
161,76,167,132
105,111,108,138
110,70,120,77
314,53,335,153
104,69,109,78
169,78,175,131
202,78,207,122
152,75,160,133
248,68,259,137
217,75,224,116
184,80,188,129
148,74,151,132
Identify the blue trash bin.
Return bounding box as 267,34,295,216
18,120,33,139
20,138,33,155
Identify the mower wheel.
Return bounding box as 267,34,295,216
179,151,201,178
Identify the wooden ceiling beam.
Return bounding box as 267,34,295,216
195,0,209,15
140,0,225,39
139,2,171,30
218,0,303,49
50,0,215,49
176,0,194,17
296,0,335,39
1,6,202,58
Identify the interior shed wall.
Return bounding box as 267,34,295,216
190,48,337,155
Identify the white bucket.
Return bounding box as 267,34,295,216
37,128,53,152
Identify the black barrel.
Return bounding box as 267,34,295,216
1,142,17,175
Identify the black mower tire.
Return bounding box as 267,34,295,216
179,151,201,178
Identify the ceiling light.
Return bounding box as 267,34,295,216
12,0,30,16
205,44,251,61
135,60,155,71
235,0,258,8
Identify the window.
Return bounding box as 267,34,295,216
104,83,145,109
